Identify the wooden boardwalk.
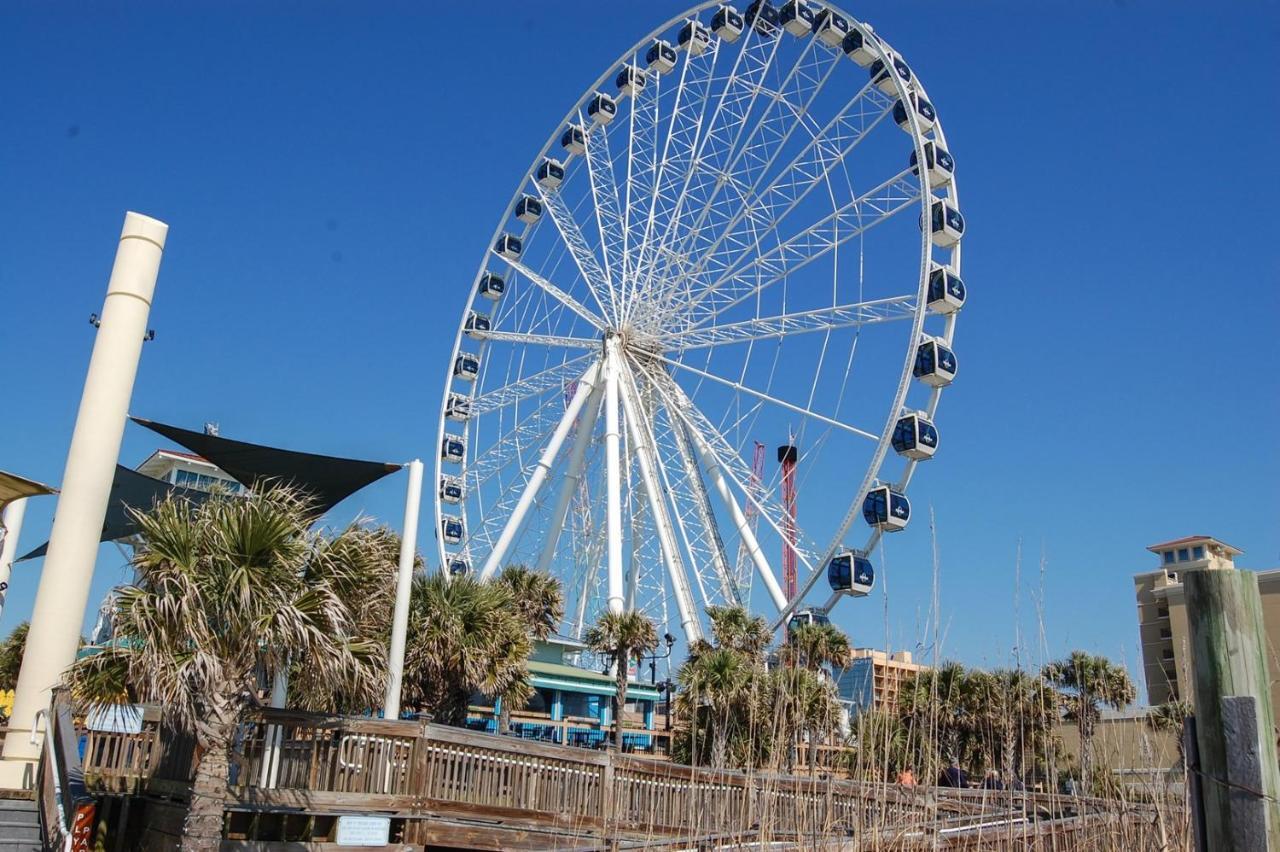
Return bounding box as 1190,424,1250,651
79,708,1172,849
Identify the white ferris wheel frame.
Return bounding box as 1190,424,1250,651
431,0,963,640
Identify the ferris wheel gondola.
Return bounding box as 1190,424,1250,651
434,2,967,643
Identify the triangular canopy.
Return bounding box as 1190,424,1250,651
130,417,401,515
19,465,213,561
0,470,57,514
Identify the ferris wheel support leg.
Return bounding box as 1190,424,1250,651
685,425,789,615
478,359,604,582
534,382,604,577
604,341,626,615
616,360,703,643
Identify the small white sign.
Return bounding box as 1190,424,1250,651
335,815,391,846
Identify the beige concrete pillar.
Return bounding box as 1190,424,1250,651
0,212,167,789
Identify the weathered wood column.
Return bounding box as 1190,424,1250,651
1184,568,1280,849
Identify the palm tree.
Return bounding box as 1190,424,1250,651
496,564,564,641
675,647,750,768
0,622,28,694
706,605,771,661
400,572,530,727
65,487,384,852
1042,651,1136,791
1146,699,1193,764
493,565,563,731
768,665,841,773
584,610,658,748
784,622,851,672
289,524,401,714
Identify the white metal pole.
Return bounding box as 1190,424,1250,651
478,360,603,582
0,499,29,622
616,366,703,643
687,426,788,613
384,459,423,720
604,342,625,614
2,212,167,781
534,380,604,575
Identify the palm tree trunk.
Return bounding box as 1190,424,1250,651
614,657,628,750
181,725,232,852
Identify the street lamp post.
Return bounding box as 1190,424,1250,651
645,632,677,685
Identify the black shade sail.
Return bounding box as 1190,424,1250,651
19,465,213,561
130,417,401,515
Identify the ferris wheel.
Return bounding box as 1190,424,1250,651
433,1,966,644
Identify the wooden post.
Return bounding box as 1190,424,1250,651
1184,568,1280,849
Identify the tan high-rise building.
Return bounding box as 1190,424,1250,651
835,648,928,715
1134,535,1280,711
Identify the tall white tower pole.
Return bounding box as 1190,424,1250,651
0,499,29,622
1,212,167,784
603,340,625,614
383,459,423,720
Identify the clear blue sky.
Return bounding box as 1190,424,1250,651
3,1,1277,699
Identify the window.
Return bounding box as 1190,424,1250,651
1163,551,1176,565
1157,606,1169,618
1160,627,1172,639
1162,649,1174,660
1193,545,1205,560
1178,548,1190,562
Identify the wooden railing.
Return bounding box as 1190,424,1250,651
80,708,1158,846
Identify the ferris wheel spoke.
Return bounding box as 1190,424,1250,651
654,351,879,442
641,363,820,570
478,360,605,580
582,119,629,306
633,27,783,324
465,401,567,493
471,329,600,350
666,82,895,321
470,353,594,417
655,39,844,316
532,184,619,324
614,355,703,642
682,167,922,330
493,252,606,332
657,406,739,607
630,39,723,323
621,60,661,310
662,294,918,351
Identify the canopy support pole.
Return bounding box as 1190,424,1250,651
384,459,423,720
0,499,29,622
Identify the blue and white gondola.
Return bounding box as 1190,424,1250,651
536,158,565,190
892,412,939,460
478,271,505,301
514,195,543,224
913,338,957,387
926,265,965,314
453,352,480,381
441,434,466,464
439,476,465,504
928,198,965,248
863,485,910,532
910,141,955,189
678,20,711,55
711,4,744,41
779,0,814,36
894,93,936,134
828,551,875,596
441,517,464,546
646,39,678,73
